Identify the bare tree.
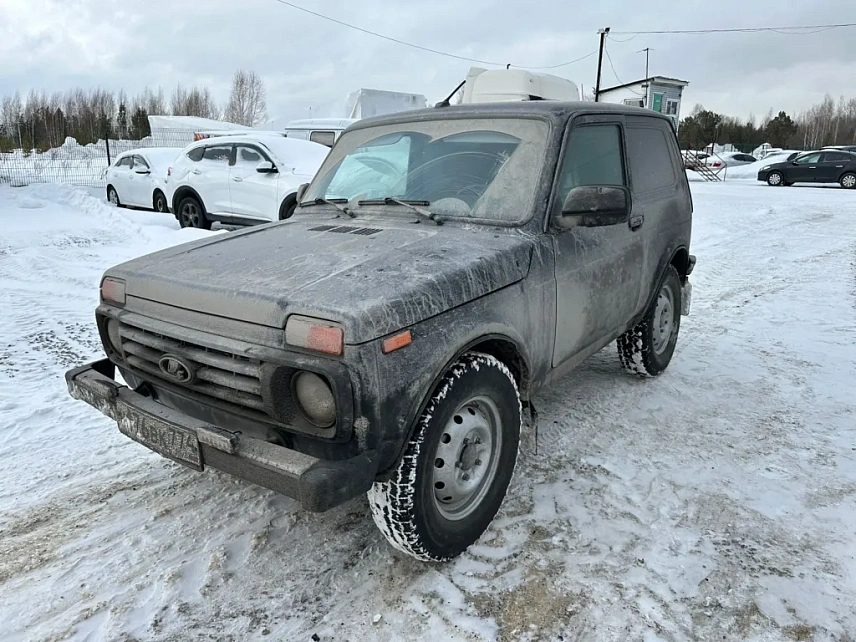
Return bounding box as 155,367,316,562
223,70,267,126
171,84,218,119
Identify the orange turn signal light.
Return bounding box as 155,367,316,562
382,330,412,354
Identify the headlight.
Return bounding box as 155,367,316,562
292,371,336,427
106,319,123,353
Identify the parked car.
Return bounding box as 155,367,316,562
106,148,182,213
284,118,357,147
66,101,695,561
166,134,330,228
757,150,856,188
713,152,757,167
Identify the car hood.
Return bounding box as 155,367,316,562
107,218,534,344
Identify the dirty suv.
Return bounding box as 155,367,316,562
66,102,695,562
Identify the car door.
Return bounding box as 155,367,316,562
816,151,851,183
786,152,822,183
551,116,645,367
228,144,280,221
190,144,233,214
129,155,152,206
110,155,134,201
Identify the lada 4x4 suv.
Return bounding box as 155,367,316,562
67,101,695,561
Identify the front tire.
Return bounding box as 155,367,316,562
840,172,856,189
767,171,784,186
368,353,521,561
279,195,297,220
177,196,211,230
618,266,682,377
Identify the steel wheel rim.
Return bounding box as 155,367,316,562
156,196,166,212
768,172,782,186
108,190,118,205
843,174,856,188
652,284,675,354
432,395,503,521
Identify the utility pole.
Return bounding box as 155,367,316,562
594,27,610,102
638,47,651,107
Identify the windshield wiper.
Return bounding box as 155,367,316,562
358,197,443,226
301,197,356,218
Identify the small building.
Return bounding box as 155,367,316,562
596,76,689,130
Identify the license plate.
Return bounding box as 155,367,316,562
119,411,202,470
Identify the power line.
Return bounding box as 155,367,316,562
271,0,596,70
604,46,621,85
610,22,856,35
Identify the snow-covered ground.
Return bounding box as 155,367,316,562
1,181,855,641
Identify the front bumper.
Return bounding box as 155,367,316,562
66,359,377,511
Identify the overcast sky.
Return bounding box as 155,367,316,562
1,0,853,123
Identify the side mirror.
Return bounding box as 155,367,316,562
296,183,309,203
557,185,630,228
134,167,151,175
256,160,277,174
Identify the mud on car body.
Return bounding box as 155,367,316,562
67,101,695,561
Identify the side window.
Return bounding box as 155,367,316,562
309,131,336,147
626,125,678,193
794,153,821,165
235,145,265,165
664,99,680,116
624,99,644,108
186,147,205,162
202,145,233,164
556,124,625,206
822,152,849,162
133,156,150,169
116,156,133,168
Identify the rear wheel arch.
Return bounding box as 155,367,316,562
171,186,204,214
152,189,168,212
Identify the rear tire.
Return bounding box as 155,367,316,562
153,190,168,213
618,266,682,377
840,172,856,189
767,171,784,186
368,353,521,561
177,195,211,230
107,186,120,207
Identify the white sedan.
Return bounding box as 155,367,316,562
166,134,329,228
106,148,182,212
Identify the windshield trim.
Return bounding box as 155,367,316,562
299,114,552,228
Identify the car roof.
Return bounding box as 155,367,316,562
348,101,675,133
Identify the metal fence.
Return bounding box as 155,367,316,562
0,128,201,188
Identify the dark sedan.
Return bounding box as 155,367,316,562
758,150,856,188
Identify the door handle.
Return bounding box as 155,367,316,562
192,169,202,175
232,177,243,182
629,214,644,231
836,165,844,168
809,166,817,169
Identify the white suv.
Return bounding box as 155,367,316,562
167,134,329,228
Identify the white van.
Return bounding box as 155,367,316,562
461,68,580,104
283,118,358,148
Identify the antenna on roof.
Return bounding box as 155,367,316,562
507,63,511,69
434,79,466,108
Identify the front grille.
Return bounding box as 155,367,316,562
118,324,264,412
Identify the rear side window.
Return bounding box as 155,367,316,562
822,151,851,162
626,125,678,193
202,145,232,163
309,131,336,147
556,124,625,207
186,147,204,162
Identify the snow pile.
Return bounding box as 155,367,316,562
2,183,856,640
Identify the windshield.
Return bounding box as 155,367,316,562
302,117,549,224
